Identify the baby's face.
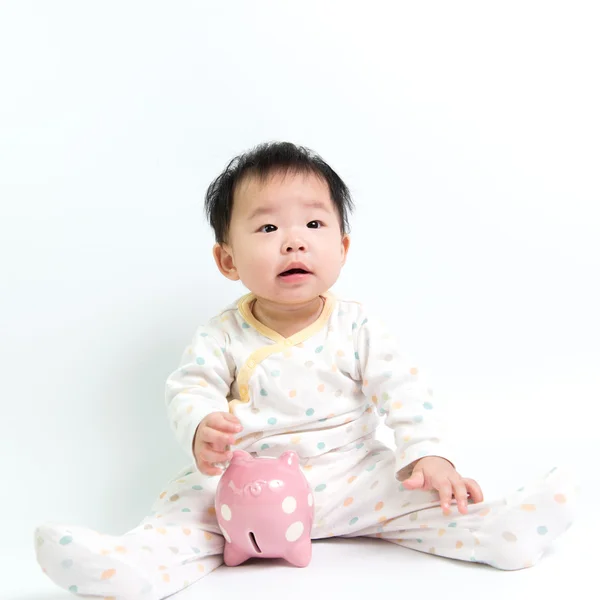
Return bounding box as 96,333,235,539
217,171,349,305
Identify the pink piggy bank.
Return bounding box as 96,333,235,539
215,450,314,567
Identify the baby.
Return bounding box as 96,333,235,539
35,142,576,599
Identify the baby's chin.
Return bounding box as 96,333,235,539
250,285,329,306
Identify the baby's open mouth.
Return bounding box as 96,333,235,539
279,268,310,277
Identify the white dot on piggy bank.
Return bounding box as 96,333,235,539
282,496,297,514
220,527,231,543
286,521,304,542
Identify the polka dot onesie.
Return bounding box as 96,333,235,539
35,293,576,599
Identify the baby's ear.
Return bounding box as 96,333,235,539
230,450,252,464
213,243,240,281
279,451,299,469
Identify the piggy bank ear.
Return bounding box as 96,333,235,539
279,451,299,468
231,450,252,464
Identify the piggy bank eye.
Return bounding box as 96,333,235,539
269,480,284,490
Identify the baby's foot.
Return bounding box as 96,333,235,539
475,466,577,570
35,523,154,599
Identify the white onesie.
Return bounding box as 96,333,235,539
166,292,451,479
34,293,577,600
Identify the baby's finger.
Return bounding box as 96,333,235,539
200,443,232,465
203,426,235,451
452,479,470,514
197,460,223,477
437,479,454,514
464,478,484,504
209,413,243,433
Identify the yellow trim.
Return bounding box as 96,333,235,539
230,292,335,411
237,292,335,345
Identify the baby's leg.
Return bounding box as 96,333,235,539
316,443,577,570
35,465,224,600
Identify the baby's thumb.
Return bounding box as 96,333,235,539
402,469,425,489
223,411,241,425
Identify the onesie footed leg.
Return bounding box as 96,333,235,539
35,523,153,598
474,466,578,570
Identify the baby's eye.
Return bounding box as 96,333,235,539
307,220,322,229
260,224,278,233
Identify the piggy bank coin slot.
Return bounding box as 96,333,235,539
249,531,262,554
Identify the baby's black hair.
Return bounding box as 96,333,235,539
204,141,354,244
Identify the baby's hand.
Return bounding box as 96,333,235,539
193,412,242,476
400,456,484,515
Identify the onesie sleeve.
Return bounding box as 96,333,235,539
165,326,234,460
356,312,455,481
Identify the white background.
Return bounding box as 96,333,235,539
1,1,598,598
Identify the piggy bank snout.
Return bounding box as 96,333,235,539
247,481,263,497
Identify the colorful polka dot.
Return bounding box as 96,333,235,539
317,383,325,392
260,388,268,396
315,346,324,353
537,526,548,535
59,536,73,546
354,352,359,359
317,442,326,450
448,522,457,528
268,417,277,425
349,517,359,525
423,402,433,410
289,390,297,398
344,497,354,507
196,357,205,366
352,322,357,330
554,494,567,504
521,504,536,512
101,569,116,580
192,485,203,491
413,415,424,423
306,408,315,416
315,484,327,492
271,370,280,377
375,501,384,511
68,586,78,593
261,444,269,450
242,322,250,329
502,532,517,542
61,559,73,569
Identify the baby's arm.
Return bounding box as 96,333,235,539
356,312,455,481
165,326,234,461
